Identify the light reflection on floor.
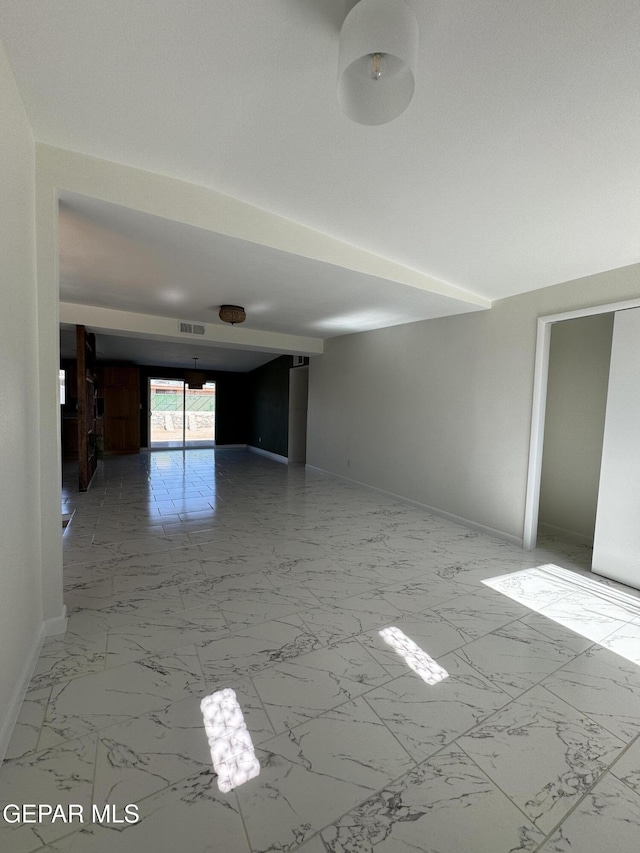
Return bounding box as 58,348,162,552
201,688,260,792
484,564,640,664
379,626,449,685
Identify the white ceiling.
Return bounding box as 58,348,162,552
3,0,640,367
58,192,479,337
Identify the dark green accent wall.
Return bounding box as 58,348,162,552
247,356,292,457
136,365,249,447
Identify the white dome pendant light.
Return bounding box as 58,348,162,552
338,0,419,125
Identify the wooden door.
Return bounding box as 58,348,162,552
103,367,140,453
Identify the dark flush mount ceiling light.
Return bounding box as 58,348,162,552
338,0,419,125
219,305,246,325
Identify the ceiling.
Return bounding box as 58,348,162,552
3,0,640,369
59,325,275,372
58,192,480,338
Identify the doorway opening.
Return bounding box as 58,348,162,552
149,378,216,448
523,296,640,551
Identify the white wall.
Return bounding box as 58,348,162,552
0,43,45,759
307,264,640,544
593,307,640,588
538,313,613,544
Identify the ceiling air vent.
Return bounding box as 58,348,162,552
178,322,206,335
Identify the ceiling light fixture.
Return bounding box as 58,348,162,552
219,305,246,325
185,357,206,389
338,0,419,125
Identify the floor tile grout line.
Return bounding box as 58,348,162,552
530,732,640,851
539,677,640,745
454,738,550,836
449,678,635,845
276,708,553,853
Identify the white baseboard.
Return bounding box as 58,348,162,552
305,464,522,548
44,605,68,637
248,446,288,465
0,625,44,766
538,522,594,547
0,606,68,765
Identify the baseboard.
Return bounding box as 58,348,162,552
305,464,523,548
538,522,594,547
215,444,248,450
0,621,45,766
44,605,68,637
248,446,288,465
0,605,68,765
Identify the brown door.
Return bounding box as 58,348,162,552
103,367,140,453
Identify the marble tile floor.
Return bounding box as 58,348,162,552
3,449,640,852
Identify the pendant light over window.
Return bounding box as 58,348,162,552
185,357,206,390
338,0,419,125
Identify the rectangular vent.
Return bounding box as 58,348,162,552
179,322,206,336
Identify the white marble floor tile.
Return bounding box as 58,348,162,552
481,565,573,608
538,773,640,852
32,771,250,853
535,591,634,644
35,451,640,852
330,552,430,584
3,687,51,760
432,587,530,639
370,577,473,613
236,697,414,852
458,685,625,832
320,745,544,853
195,615,320,683
600,617,640,665
110,559,205,595
65,587,186,637
297,594,405,646
364,652,511,761
39,646,205,749
179,569,277,609
455,619,582,698
297,573,382,604
542,645,640,742
293,836,328,853
93,695,211,807
217,585,322,632
264,557,358,586
431,555,536,588
0,735,96,852
30,633,107,689
65,552,174,581
518,611,595,654
105,607,230,667
251,638,391,733
62,576,114,602
610,735,640,794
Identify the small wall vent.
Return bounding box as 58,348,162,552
179,322,206,335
